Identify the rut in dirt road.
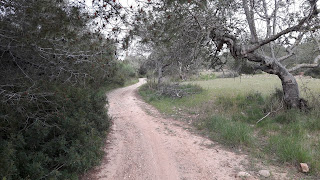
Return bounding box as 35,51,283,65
82,78,251,180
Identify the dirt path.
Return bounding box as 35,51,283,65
82,78,285,180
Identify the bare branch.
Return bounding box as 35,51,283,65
278,32,306,61
288,55,320,72
242,0,258,43
244,2,318,54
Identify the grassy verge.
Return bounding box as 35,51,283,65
139,74,320,177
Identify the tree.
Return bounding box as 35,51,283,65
209,0,320,108
133,1,212,83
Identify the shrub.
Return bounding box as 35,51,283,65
0,84,110,179
216,71,239,78
198,73,216,81
305,66,320,79
140,82,203,100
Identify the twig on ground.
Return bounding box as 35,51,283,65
256,112,271,124
256,99,284,124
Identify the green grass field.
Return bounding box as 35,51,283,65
187,74,320,98
139,74,320,177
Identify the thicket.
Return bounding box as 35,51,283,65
0,0,136,179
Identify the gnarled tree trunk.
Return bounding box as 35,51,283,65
210,29,305,109
277,67,301,109
248,54,303,108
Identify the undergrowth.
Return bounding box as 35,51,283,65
139,81,203,100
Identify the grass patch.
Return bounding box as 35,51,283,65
267,135,311,163
199,116,254,147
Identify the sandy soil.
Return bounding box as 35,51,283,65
82,78,287,180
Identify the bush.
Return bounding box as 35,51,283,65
216,71,239,78
140,82,203,100
0,84,110,179
305,66,320,79
0,0,140,178
198,73,216,81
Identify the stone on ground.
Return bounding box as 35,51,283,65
237,171,251,177
300,163,309,173
258,170,271,177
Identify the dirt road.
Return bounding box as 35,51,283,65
82,78,261,180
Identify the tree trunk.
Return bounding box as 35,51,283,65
250,54,303,109
157,65,162,84
277,69,301,108
178,61,185,81
247,53,303,109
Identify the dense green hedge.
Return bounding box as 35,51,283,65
0,84,111,179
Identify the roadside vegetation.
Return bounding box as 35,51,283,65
0,1,140,179
139,74,320,177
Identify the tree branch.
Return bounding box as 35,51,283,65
288,55,320,72
244,2,318,54
242,0,258,43
278,32,306,61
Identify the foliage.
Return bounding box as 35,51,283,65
0,0,139,179
115,62,138,83
1,85,110,179
132,1,212,82
305,66,320,79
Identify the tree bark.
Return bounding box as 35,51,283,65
280,73,300,109
274,62,301,108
